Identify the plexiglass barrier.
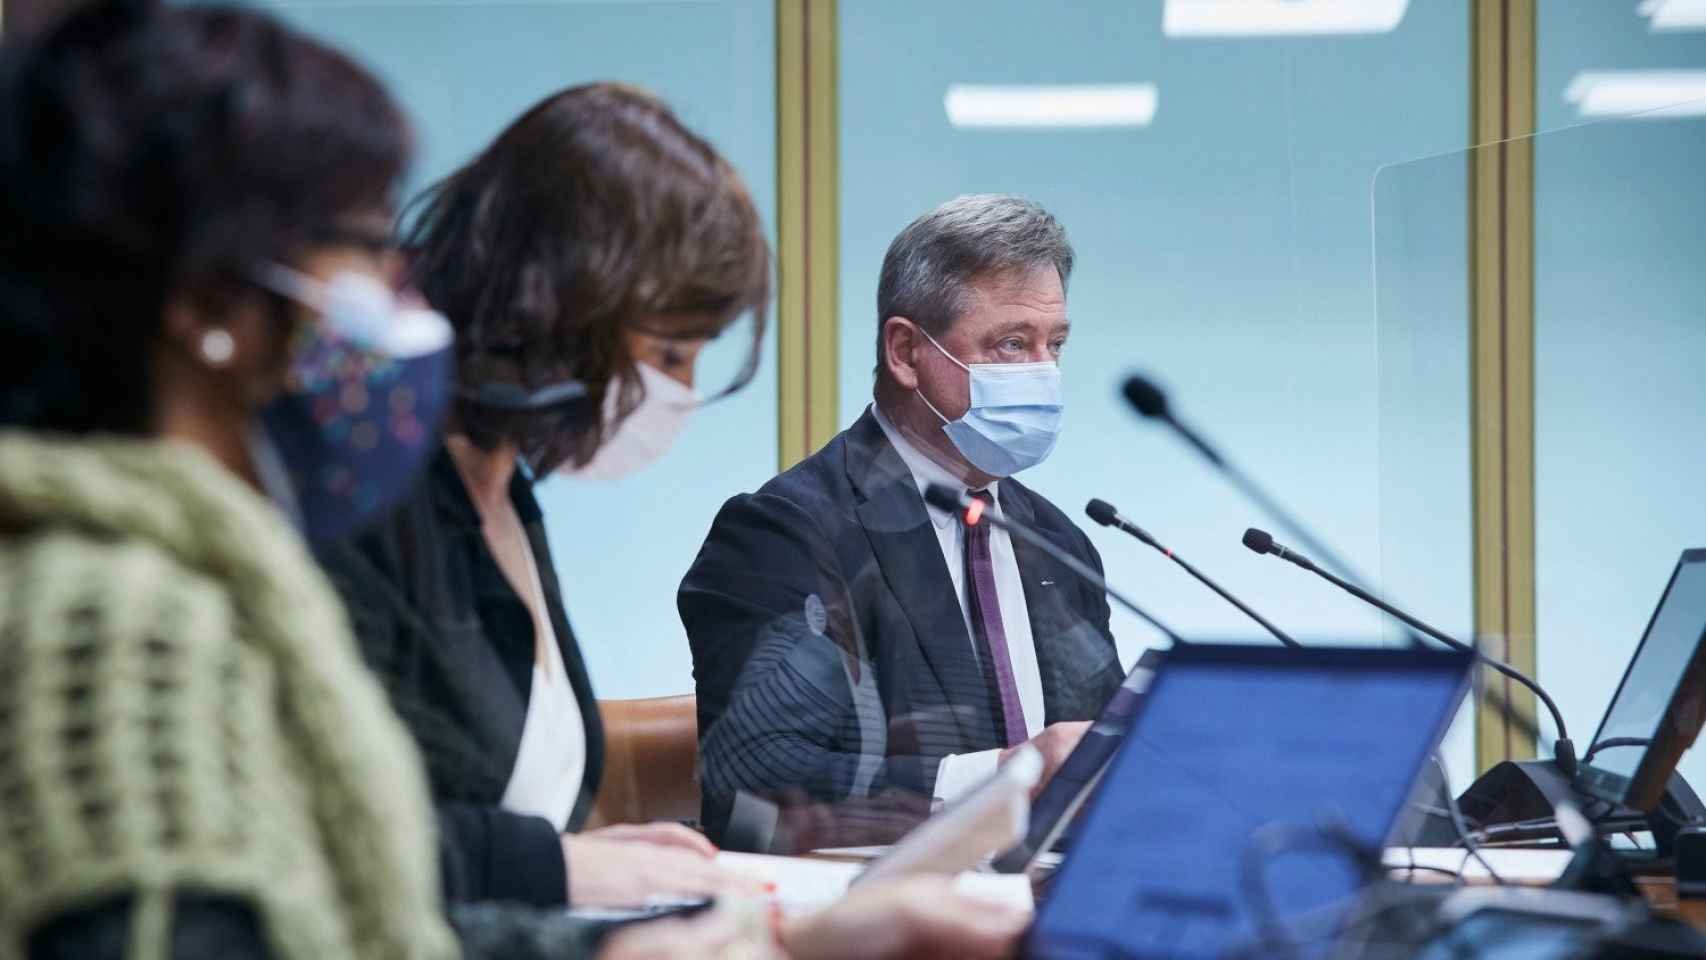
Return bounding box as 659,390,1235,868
1374,101,1706,791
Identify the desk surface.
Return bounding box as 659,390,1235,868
811,845,1706,935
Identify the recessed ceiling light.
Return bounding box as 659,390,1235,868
1564,71,1706,118
1163,0,1410,37
944,84,1159,129
1640,0,1706,31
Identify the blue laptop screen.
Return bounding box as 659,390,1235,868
1029,645,1472,960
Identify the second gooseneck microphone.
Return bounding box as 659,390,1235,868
1243,527,1578,777
1086,499,1299,648
922,484,1184,646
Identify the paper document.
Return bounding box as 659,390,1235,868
714,852,1033,916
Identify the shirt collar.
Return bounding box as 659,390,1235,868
869,402,998,530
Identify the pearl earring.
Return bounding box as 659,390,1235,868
199,328,235,367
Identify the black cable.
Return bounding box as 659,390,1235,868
1251,540,1577,765
1432,754,1504,886
1582,736,1649,764
1392,864,1467,882
1455,815,1565,847
1220,882,1448,959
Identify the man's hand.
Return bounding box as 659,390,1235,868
778,876,1029,959
1001,721,1090,797
561,833,767,907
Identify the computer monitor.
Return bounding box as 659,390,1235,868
1578,549,1706,812
990,647,1165,874
1027,644,1473,960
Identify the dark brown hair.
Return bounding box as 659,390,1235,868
0,0,411,433
405,82,771,474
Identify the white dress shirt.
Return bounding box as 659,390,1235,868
870,404,1043,804
499,542,588,832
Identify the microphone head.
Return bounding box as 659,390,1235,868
1242,528,1275,555
1122,375,1171,420
923,483,968,514
1085,498,1120,528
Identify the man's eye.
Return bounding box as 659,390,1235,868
1000,338,1025,352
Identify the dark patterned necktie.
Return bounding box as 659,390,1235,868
963,489,1028,747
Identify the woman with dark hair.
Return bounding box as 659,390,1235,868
317,81,774,908
0,6,1024,959
0,2,459,956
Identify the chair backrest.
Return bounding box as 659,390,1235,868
588,694,700,828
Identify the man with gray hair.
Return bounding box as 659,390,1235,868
680,195,1123,849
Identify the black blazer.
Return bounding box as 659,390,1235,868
316,447,603,907
680,409,1124,844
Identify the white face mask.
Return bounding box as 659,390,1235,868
558,362,699,481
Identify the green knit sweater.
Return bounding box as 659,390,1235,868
0,432,457,960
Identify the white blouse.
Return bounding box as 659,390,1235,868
499,546,588,832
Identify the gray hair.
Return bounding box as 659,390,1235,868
875,194,1074,373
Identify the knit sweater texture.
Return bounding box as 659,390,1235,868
0,431,457,960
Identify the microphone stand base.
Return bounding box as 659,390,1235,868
1454,759,1706,859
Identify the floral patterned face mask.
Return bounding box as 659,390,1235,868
248,263,455,542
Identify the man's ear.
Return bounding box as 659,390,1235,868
880,316,923,391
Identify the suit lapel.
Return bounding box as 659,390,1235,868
1002,479,1114,725
846,411,999,751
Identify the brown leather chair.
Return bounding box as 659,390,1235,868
587,694,701,828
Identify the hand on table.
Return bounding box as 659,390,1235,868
584,821,718,858
562,831,766,907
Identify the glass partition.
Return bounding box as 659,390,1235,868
839,0,1470,665
1374,102,1706,790
1534,0,1706,800
831,0,1473,802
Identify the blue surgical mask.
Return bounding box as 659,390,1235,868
914,329,1064,477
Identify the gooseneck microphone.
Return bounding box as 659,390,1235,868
1125,375,1358,582
1239,528,1318,571
922,484,1184,646
1242,527,1578,777
1125,374,1430,650
1087,499,1299,649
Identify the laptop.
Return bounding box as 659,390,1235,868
992,647,1166,874
1576,548,1706,812
1026,643,1473,960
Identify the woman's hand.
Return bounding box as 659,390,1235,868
778,877,1028,960
561,833,767,907
583,821,718,858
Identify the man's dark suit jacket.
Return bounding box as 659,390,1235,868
679,408,1125,845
